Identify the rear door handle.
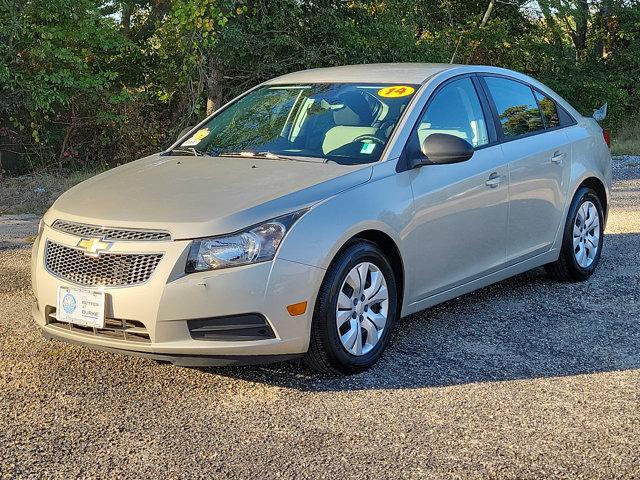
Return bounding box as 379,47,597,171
551,151,566,164
485,172,505,188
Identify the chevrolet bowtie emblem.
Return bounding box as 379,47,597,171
77,237,112,257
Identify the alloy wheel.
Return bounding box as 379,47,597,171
573,200,600,268
336,262,389,356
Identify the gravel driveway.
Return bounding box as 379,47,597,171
1,158,639,478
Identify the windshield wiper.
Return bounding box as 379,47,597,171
162,147,205,157
218,151,324,163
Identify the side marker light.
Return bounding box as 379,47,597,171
287,301,307,316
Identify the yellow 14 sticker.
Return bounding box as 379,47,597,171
192,128,210,141
377,85,415,98
182,127,210,146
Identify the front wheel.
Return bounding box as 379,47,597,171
304,240,399,375
545,186,604,281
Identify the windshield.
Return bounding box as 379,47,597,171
179,83,418,164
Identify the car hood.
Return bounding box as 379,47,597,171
45,154,372,239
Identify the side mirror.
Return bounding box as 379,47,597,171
411,133,474,168
178,126,195,140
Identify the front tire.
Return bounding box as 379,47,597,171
545,186,604,282
304,240,399,375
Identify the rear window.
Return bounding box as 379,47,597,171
484,77,544,138
534,91,560,128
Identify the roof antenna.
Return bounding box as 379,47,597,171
450,35,463,64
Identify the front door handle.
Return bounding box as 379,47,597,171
551,151,566,164
485,172,505,188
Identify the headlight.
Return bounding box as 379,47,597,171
185,209,308,273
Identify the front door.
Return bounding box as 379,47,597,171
403,76,509,303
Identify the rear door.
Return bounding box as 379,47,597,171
481,76,572,263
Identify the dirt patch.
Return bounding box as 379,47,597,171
0,171,98,215
0,215,39,251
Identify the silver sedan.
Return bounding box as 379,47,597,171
32,63,611,374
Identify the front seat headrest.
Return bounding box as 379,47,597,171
332,91,375,126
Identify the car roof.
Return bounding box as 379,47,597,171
263,63,582,120
264,63,457,85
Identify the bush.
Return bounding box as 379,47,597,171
0,0,133,172
1,0,639,175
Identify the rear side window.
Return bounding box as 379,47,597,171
484,77,544,138
534,91,560,128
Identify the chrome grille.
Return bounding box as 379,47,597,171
44,241,162,287
52,220,171,241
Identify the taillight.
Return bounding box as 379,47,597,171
602,128,611,148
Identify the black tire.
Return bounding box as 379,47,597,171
303,240,399,375
544,186,604,282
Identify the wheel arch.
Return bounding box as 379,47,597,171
336,229,405,316
578,176,608,221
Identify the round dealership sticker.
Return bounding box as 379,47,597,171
377,85,415,98
62,293,77,314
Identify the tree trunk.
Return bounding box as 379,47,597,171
479,0,496,28
572,0,589,54
58,123,73,171
140,0,172,39
206,68,223,116
593,4,611,59
121,2,132,35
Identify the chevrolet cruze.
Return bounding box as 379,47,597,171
31,63,612,374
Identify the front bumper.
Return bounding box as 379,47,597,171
31,224,326,364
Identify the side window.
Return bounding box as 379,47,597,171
484,77,544,138
416,78,489,148
534,91,560,128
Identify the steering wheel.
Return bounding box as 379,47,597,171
352,133,386,145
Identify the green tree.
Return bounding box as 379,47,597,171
1,0,640,173
0,0,130,170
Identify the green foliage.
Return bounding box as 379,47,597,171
1,0,639,173
0,0,132,171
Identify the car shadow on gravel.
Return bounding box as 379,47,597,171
202,232,640,391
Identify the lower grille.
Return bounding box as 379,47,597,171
46,306,151,343
187,314,275,341
44,240,162,287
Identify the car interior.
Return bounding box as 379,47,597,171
416,81,488,148
289,87,407,161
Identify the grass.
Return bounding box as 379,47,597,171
0,170,101,215
611,122,640,156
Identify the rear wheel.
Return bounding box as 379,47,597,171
545,187,604,281
304,240,399,375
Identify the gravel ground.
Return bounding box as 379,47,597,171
1,158,639,479
0,215,39,251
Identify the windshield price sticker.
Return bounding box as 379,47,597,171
360,142,376,154
183,128,210,146
377,86,415,98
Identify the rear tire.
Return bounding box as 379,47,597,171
545,186,604,282
304,240,399,375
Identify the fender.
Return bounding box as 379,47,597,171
277,160,413,301
551,118,612,251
